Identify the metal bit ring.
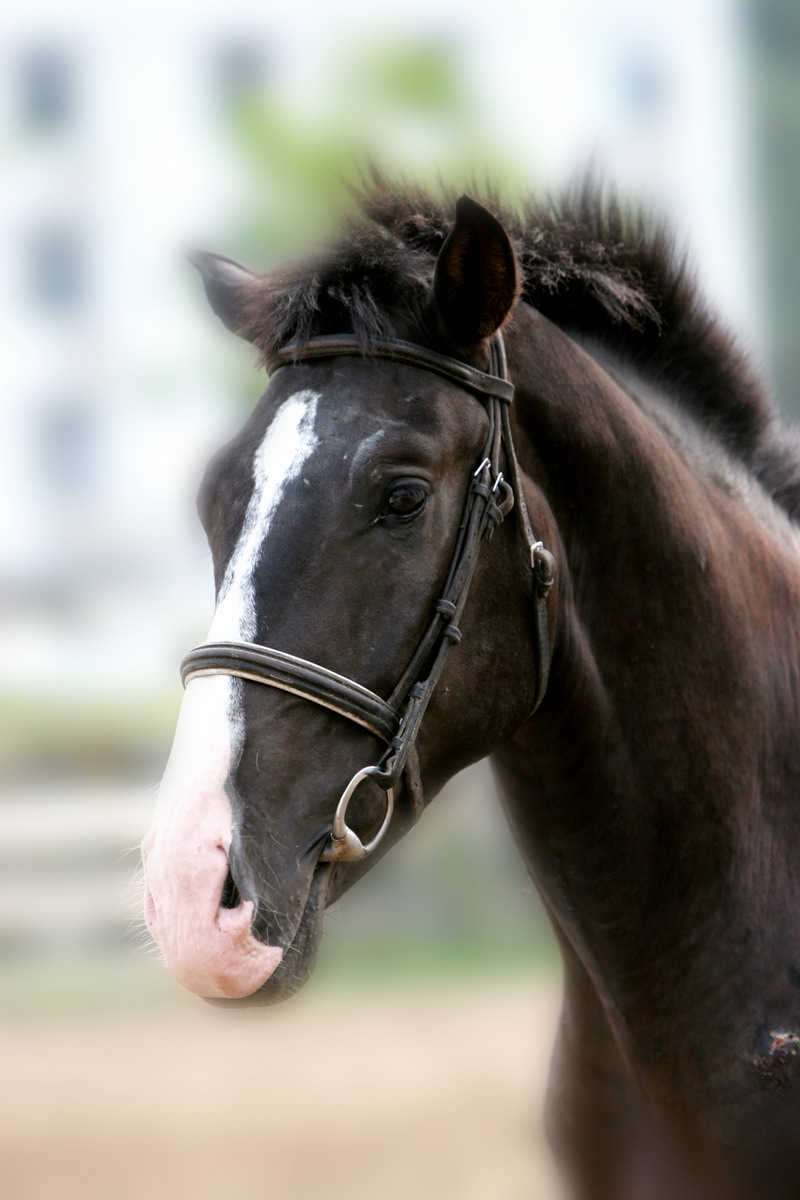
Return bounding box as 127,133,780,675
319,765,395,863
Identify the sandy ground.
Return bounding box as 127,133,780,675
1,975,566,1200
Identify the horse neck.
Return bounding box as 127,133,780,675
494,304,800,1017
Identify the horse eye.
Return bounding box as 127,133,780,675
380,482,429,521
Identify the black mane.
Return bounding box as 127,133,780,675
239,178,800,523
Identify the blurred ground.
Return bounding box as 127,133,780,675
0,765,557,1017
2,976,564,1200
0,768,564,1199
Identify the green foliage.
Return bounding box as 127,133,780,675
223,36,530,267
0,690,179,780
315,935,559,992
336,38,469,119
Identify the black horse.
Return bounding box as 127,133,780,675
143,182,800,1200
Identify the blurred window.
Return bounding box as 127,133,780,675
28,226,85,314
39,400,96,497
620,57,667,124
750,3,800,59
749,0,800,413
18,46,75,133
215,42,269,108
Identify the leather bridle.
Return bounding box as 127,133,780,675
181,332,555,863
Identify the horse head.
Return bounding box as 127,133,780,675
141,197,553,1002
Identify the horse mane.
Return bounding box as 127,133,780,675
239,176,800,523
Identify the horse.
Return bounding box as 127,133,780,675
142,180,800,1200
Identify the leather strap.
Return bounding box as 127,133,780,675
494,339,554,715
181,642,399,743
267,335,516,404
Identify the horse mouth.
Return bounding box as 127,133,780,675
205,860,334,1008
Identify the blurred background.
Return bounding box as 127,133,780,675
1,1,799,1197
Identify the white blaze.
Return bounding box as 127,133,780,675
179,383,321,794
142,390,321,998
210,389,321,644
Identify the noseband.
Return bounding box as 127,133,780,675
181,333,554,863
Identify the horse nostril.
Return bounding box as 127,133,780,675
220,869,241,910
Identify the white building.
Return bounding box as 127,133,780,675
0,0,757,704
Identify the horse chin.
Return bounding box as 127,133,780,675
203,861,332,1009
202,800,411,1010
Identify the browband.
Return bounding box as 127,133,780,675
267,335,516,404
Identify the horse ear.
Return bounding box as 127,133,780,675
187,250,258,338
431,195,520,348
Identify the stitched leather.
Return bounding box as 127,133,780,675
181,642,398,743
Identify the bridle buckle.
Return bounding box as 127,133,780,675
531,540,556,591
